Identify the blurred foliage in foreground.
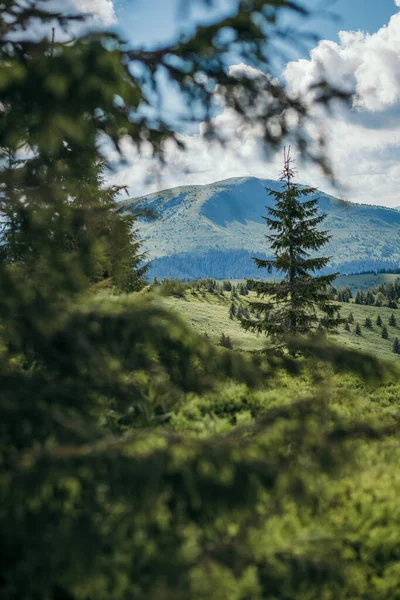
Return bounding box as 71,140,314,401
2,2,400,600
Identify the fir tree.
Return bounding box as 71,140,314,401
389,314,397,327
229,303,236,320
242,149,342,352
219,333,233,349
376,315,383,327
348,312,355,324
393,337,400,354
345,322,351,332
364,317,372,329
355,291,364,305
366,291,375,306
382,325,389,340
355,323,362,336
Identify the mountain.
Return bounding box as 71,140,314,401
120,177,400,280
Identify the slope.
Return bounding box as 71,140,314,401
121,177,400,279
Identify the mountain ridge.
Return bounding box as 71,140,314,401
121,176,400,279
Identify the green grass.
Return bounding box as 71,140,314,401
333,303,400,361
162,289,400,360
163,289,265,351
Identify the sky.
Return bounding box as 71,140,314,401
72,0,400,207
111,0,397,50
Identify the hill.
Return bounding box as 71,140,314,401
160,286,400,361
335,272,400,292
121,177,400,279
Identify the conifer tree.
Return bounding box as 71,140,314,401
364,317,372,329
355,323,362,336
382,325,389,340
376,315,383,327
348,312,355,324
219,333,233,349
229,303,237,320
242,148,342,352
389,313,397,327
355,291,364,305
393,337,400,354
345,322,351,332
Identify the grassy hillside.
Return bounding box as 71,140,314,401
162,289,400,361
335,303,400,361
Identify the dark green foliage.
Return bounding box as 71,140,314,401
364,317,373,329
348,312,355,324
337,286,352,302
239,283,249,296
355,290,365,305
377,315,383,327
345,322,351,332
242,150,342,352
156,278,189,297
350,280,400,310
382,325,389,340
393,338,400,354
219,332,233,349
229,302,236,320
355,323,362,336
389,313,397,327
2,155,148,292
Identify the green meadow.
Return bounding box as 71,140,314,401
163,288,400,361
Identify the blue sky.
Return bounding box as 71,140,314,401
86,0,400,207
113,0,398,51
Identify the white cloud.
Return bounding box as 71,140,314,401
285,10,400,115
9,1,117,41
112,6,400,208
72,0,116,26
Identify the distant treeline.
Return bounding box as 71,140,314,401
156,275,400,311
149,249,400,281
333,279,400,308
345,267,400,276
149,250,276,280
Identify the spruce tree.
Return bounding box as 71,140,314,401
376,315,383,327
382,325,389,340
219,333,233,349
242,149,342,352
393,337,400,354
348,312,355,324
355,323,362,336
345,322,351,332
355,291,364,305
364,317,372,329
389,313,397,327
